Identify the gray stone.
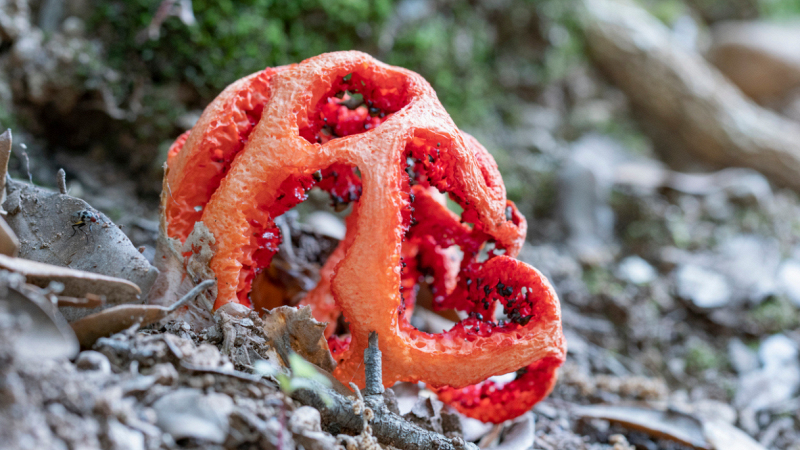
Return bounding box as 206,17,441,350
106,419,145,450
728,338,758,374
758,334,798,368
675,264,732,309
289,406,338,450
304,211,346,240
153,388,234,444
777,259,800,307
735,334,800,411
616,256,657,285
735,361,800,411
716,234,780,305
75,351,111,374
289,406,323,434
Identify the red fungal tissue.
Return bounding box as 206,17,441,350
162,51,566,423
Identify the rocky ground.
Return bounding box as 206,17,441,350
2,0,800,449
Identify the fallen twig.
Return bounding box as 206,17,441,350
291,332,478,450
56,168,67,194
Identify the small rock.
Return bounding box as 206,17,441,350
152,388,234,444
675,264,732,309
289,406,322,434
716,235,779,304
735,334,800,411
304,211,346,240
616,256,657,285
289,406,338,450
460,416,494,443
215,302,250,319
75,350,111,373
728,338,759,374
608,434,634,450
735,364,800,411
758,334,798,368
777,259,800,307
107,419,145,450
151,363,179,385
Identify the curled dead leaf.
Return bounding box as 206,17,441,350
57,293,105,308
703,418,767,450
0,216,20,257
261,305,336,373
149,217,217,328
1,271,79,360
0,253,141,321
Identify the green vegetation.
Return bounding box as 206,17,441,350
93,0,393,96
255,352,332,404
684,339,726,374
759,0,800,18
750,296,799,333
583,266,625,297
90,0,584,128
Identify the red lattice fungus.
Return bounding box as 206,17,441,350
159,51,566,423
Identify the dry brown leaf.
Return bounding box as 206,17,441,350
149,203,216,329
0,215,20,257
57,294,105,308
4,279,79,360
573,404,710,449
261,305,336,373
703,419,767,450
70,280,214,347
71,304,175,347
0,253,140,319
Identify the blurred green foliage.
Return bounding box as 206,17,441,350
750,296,799,333
759,0,800,17
92,0,393,97
90,0,581,128
384,3,497,126
684,338,727,374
